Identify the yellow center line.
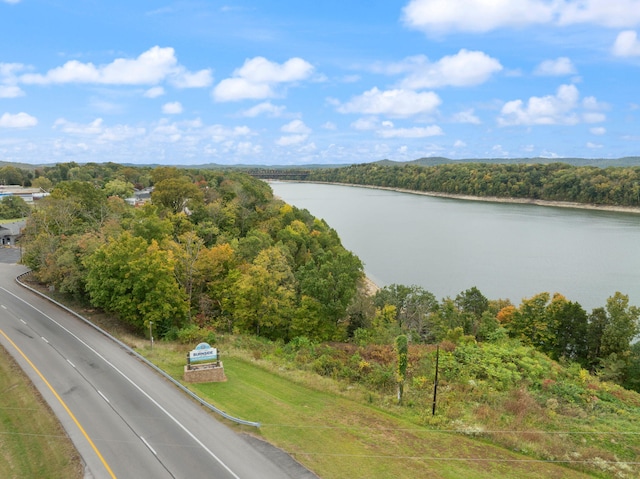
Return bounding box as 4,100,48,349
0,327,117,479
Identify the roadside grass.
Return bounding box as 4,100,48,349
136,339,601,479
15,283,635,479
0,345,82,479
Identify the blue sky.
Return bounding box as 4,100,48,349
1,0,640,166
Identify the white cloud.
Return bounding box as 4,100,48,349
0,85,24,98
402,0,640,34
213,56,314,102
277,120,311,145
0,62,26,78
97,124,147,142
454,140,467,148
3,0,22,4
590,126,606,135
557,1,640,28
582,112,606,123
399,50,503,89
240,101,285,117
587,141,603,148
452,109,481,124
276,134,308,146
144,86,165,98
213,78,273,102
321,121,337,130
54,118,104,135
402,0,554,33
19,46,210,87
281,119,311,134
499,84,585,126
53,118,145,141
351,117,379,130
170,68,213,88
204,124,253,143
534,57,576,76
612,30,640,57
337,87,441,117
378,125,444,138
162,101,183,114
0,63,27,97
0,112,37,128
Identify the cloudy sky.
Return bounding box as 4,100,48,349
2,0,640,165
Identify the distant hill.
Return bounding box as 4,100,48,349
373,156,640,168
3,157,640,170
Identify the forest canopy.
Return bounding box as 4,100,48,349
305,162,640,207
19,163,364,342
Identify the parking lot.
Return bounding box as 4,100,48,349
0,246,21,264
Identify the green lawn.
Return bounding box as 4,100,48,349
142,343,599,479
0,345,82,479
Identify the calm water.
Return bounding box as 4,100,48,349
270,181,640,311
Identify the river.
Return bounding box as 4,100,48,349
270,181,640,311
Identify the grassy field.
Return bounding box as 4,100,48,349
135,339,603,479
0,345,82,479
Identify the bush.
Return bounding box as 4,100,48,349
312,354,343,377
176,324,217,345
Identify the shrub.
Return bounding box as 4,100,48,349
176,324,217,345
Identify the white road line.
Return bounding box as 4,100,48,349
0,286,242,479
1,304,6,309
67,359,76,368
141,437,158,456
41,336,49,344
97,390,110,403
20,319,26,324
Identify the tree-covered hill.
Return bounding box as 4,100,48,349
305,162,640,207
20,164,364,342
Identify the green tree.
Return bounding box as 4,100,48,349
296,250,363,338
230,246,297,339
51,180,109,227
104,179,135,199
0,196,30,219
32,176,53,192
600,292,640,357
84,232,188,336
152,176,204,214
546,295,588,364
507,293,555,353
395,335,408,404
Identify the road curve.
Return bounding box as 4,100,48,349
0,262,316,479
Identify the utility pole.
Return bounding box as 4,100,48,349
149,321,153,351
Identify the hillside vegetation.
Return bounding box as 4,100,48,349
305,162,640,208
8,160,640,477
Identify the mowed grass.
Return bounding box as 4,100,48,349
140,342,597,479
0,345,82,479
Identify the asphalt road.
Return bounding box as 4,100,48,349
0,260,316,479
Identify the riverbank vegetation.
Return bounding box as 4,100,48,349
305,162,640,208
11,160,640,478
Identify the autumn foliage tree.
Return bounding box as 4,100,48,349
84,232,188,335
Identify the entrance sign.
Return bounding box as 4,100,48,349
189,342,218,363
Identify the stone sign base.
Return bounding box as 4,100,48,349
183,362,227,383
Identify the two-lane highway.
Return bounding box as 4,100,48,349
0,263,315,479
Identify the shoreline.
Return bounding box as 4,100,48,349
274,180,640,215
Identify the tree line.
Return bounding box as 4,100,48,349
366,285,639,392
20,164,363,342
306,162,640,207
